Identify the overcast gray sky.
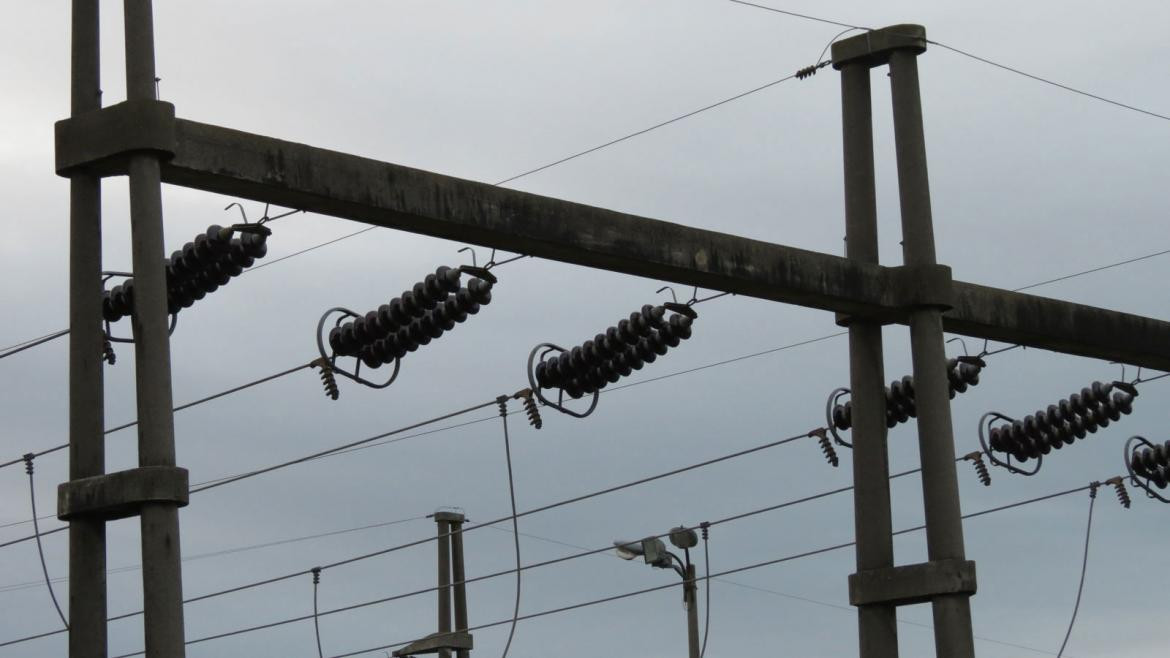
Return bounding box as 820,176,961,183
2,1,1169,657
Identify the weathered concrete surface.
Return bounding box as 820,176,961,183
52,115,1170,369
849,559,977,607
57,466,189,522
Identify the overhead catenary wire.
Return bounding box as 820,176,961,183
1057,485,1098,658
22,455,67,631
496,398,523,658
318,482,1099,658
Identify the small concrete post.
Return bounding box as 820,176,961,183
68,1,108,656
837,56,900,658
434,512,457,658
449,516,470,658
684,563,700,658
888,43,977,658
122,1,186,656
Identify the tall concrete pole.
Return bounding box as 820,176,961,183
68,2,107,656
888,48,976,658
450,518,470,658
840,61,899,658
123,1,186,656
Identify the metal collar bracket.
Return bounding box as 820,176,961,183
57,465,189,522
391,631,474,657
831,24,927,70
849,558,976,607
55,100,177,177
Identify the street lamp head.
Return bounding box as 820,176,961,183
669,526,698,550
614,537,672,568
613,539,643,561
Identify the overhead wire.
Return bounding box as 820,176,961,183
496,398,523,658
1057,485,1098,658
21,455,67,631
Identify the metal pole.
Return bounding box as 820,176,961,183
123,2,185,656
840,62,899,658
888,48,976,658
684,563,700,658
450,519,469,658
69,2,107,656
437,518,452,658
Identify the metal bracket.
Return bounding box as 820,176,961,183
57,466,189,522
55,100,177,176
849,559,976,607
391,631,473,657
526,342,599,419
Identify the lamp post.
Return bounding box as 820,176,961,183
614,526,702,658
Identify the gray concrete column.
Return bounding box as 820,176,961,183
68,2,107,656
450,520,469,658
123,1,186,656
888,48,976,658
437,518,452,658
840,61,899,658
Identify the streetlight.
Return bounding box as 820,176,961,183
614,526,704,658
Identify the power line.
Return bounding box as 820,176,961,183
1057,486,1098,657
726,1,1170,123
321,483,1097,658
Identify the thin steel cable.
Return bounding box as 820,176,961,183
928,40,1170,123
1012,248,1170,292
0,329,70,356
725,0,867,30
497,400,522,658
1057,486,1098,657
23,456,67,631
312,568,324,658
0,361,313,470
699,528,711,658
0,515,426,595
189,398,499,492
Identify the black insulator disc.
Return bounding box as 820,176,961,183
408,322,432,346
592,333,615,360
423,273,445,299
420,314,444,339
988,425,1004,451
1009,420,1027,446
1067,414,1086,440
660,327,681,348
1034,409,1052,431
628,311,651,337
605,326,622,350
1025,436,1045,458
565,378,586,399
1141,448,1158,472
1102,397,1122,421
624,346,646,370
400,291,424,318
360,350,382,370
169,250,189,276
386,298,411,325
439,298,465,324
1092,381,1113,404
468,278,493,304
884,413,898,429
598,360,621,383
1132,453,1150,478
172,287,195,310
328,327,345,354
430,306,456,331
181,278,205,302
1012,447,1030,463
241,232,268,259
192,234,215,264
832,405,851,431
633,340,658,364
204,224,231,249
337,323,359,354
959,362,981,385
395,327,419,352
1152,468,1169,489
436,266,462,292
1155,443,1170,467
1113,391,1134,415
352,316,371,344
645,331,669,356
1090,404,1111,429
617,319,639,344
580,340,602,366
534,361,553,388
611,352,633,377
412,281,439,310
386,335,407,359
1044,428,1065,449
569,345,589,372
669,313,693,339
555,351,577,379
1081,411,1100,434
641,304,666,329
1069,393,1087,415
1023,415,1041,439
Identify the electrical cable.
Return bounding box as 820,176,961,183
1056,485,1098,658
320,482,1097,658
22,455,67,631
0,515,426,595
0,361,314,470
726,0,866,30
496,399,522,658
312,568,324,658
699,524,711,658
188,398,500,492
0,329,70,357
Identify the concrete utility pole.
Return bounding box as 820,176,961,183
833,26,977,658
53,9,1170,656
58,2,190,657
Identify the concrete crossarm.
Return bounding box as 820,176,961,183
154,118,1170,371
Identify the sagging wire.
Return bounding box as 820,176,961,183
496,397,523,658
699,522,711,658
312,567,324,658
1057,483,1098,658
22,454,68,631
